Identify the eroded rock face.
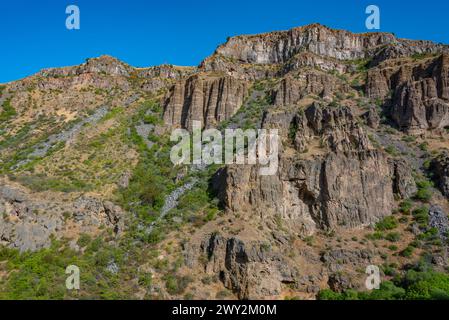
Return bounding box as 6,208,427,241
163,74,249,129
187,233,298,299
279,52,350,76
429,205,449,241
367,54,449,133
390,158,418,198
0,184,124,252
137,65,198,92
213,103,415,237
271,73,349,106
363,106,381,129
40,55,133,78
294,103,371,152
431,151,449,198
206,24,447,68
217,150,403,236
212,24,395,64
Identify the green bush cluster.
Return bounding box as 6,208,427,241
375,216,398,231
0,237,141,300
399,200,413,214
412,206,429,228
319,264,449,300
163,274,192,295
415,180,433,202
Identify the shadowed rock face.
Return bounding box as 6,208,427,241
431,151,449,199
367,54,449,133
163,74,249,129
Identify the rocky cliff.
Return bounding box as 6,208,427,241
163,74,249,129
1,23,449,300
367,53,449,133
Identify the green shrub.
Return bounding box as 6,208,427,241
385,232,401,242
77,233,92,247
382,264,397,276
388,245,398,251
164,275,192,295
402,135,416,143
375,216,398,231
385,145,398,156
423,160,431,170
366,232,384,240
415,180,433,202
318,265,449,300
143,114,161,125
418,142,428,152
138,272,153,288
399,200,413,214
400,246,415,257
412,206,429,227
317,289,344,300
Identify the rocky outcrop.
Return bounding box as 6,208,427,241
39,55,133,78
136,64,197,80
293,103,371,152
279,52,350,75
8,56,194,96
323,249,374,292
73,196,125,234
213,103,415,237
163,74,249,129
271,73,349,106
367,54,449,133
0,183,124,252
322,249,373,272
429,205,449,241
137,65,198,92
203,24,447,71
186,233,298,299
211,24,395,65
431,151,449,198
217,150,409,236
390,158,418,198
363,106,381,129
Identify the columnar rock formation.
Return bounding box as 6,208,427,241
367,53,449,133
163,75,249,129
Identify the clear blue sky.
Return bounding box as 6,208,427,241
1,0,448,83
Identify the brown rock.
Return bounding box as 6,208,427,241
163,74,249,129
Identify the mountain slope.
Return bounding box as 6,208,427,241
1,23,449,300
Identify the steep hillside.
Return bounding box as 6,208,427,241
1,23,449,300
